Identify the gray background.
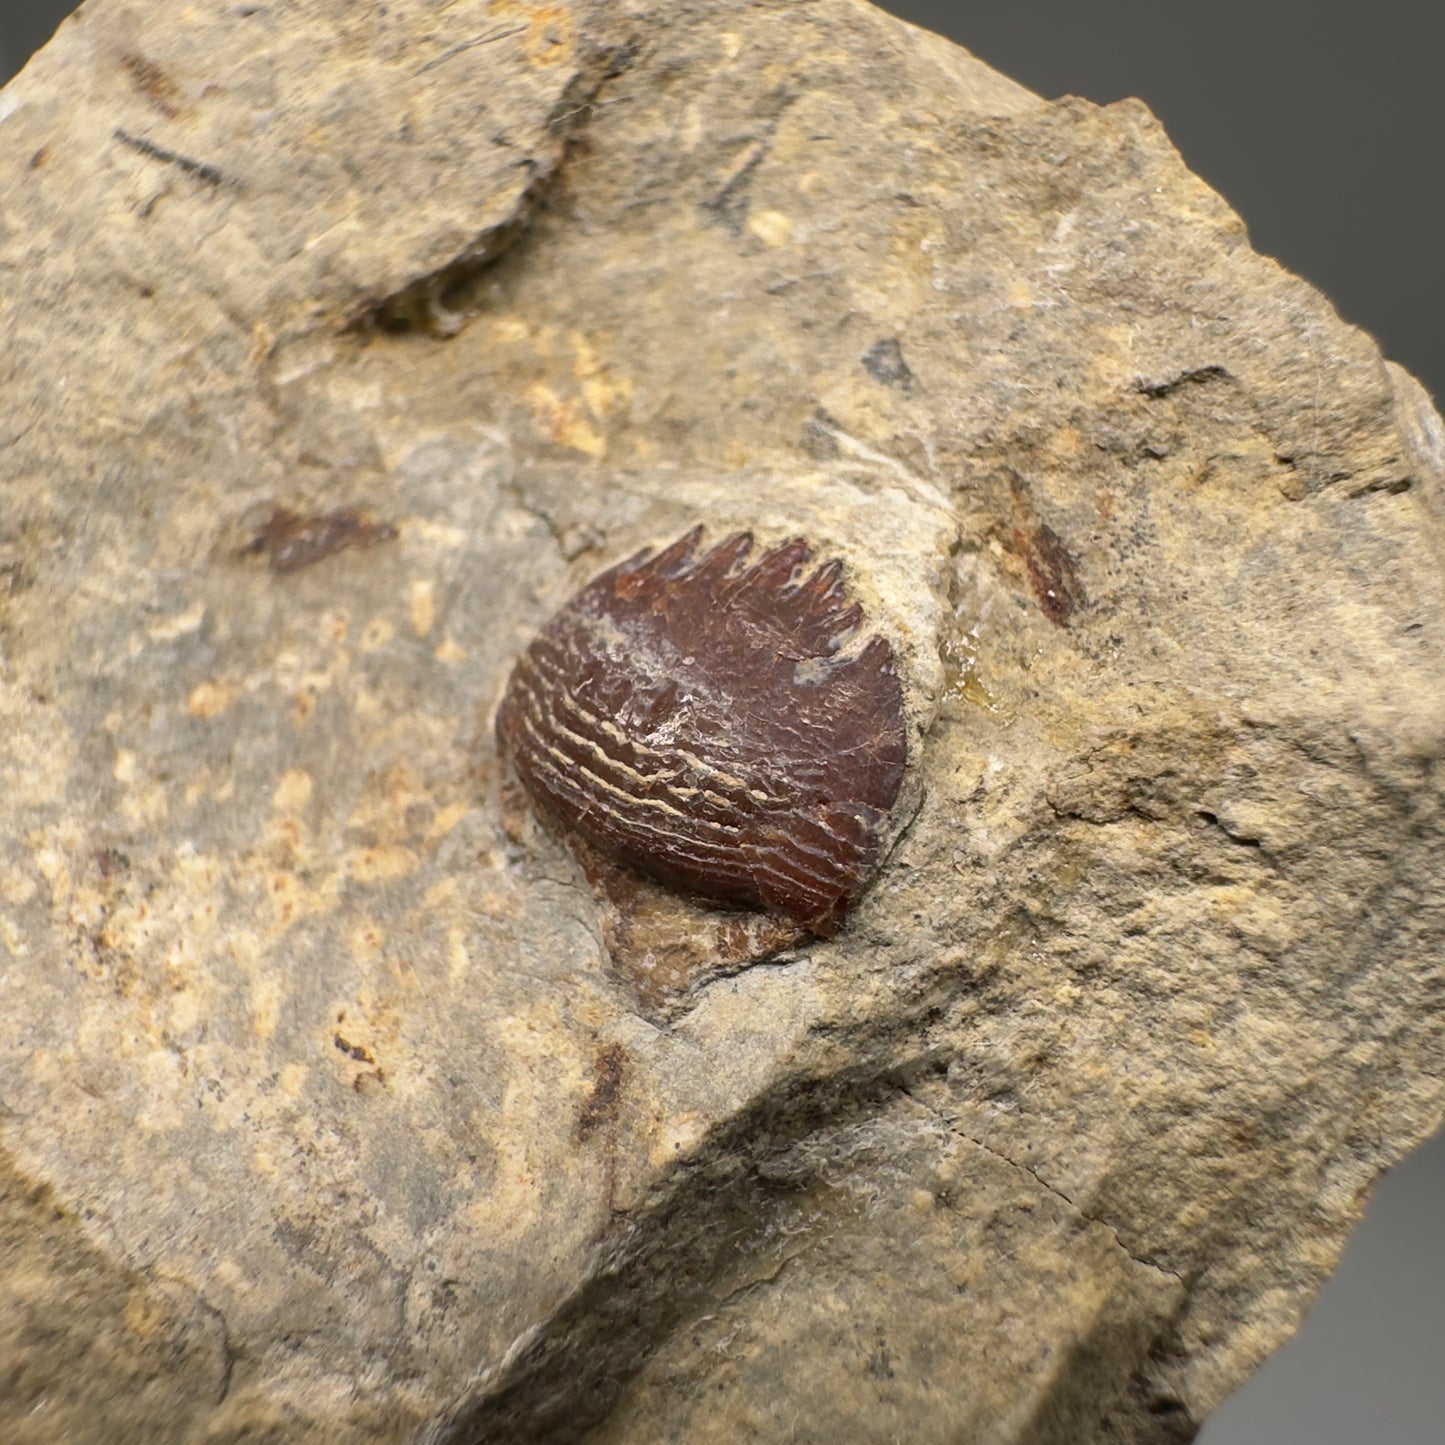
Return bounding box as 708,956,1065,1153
2,2,1441,1439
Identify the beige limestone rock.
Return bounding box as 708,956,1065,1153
0,2,1441,1441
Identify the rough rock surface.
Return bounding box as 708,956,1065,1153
1,2,1442,1441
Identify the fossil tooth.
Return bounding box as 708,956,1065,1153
497,529,908,934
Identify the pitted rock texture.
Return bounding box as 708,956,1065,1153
0,2,1441,1443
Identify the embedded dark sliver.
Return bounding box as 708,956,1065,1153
241,505,398,574
1135,364,1230,398
332,1034,374,1064
112,128,229,188
120,53,185,119
496,528,908,934
861,337,914,391
575,1043,627,1141
1015,521,1083,627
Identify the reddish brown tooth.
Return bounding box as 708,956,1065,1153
497,529,907,931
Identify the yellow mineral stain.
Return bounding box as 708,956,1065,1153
228,927,262,972
947,1257,981,1294
0,915,23,957
184,769,216,806
0,864,36,905
407,518,468,550
679,99,703,151
434,637,468,665
747,210,793,248
271,769,313,814
362,759,425,814
428,800,470,840
147,602,206,642
122,779,169,830
113,748,138,783
286,646,349,695
189,679,236,719
178,878,219,936
29,1048,60,1085
408,579,436,637
32,834,79,888
388,952,421,991
166,987,202,1039
266,870,304,929
211,1259,246,1291
1049,425,1085,458
351,920,385,960
476,880,520,921
136,1051,184,1132
278,1062,307,1097
492,315,531,346
251,974,280,1040
285,645,350,731
888,204,938,265
570,332,634,421
719,30,743,60
348,844,419,884
471,1043,577,1241
447,925,469,983
1008,279,1034,309
465,1154,540,1238
522,4,574,67
361,615,396,651
424,876,460,909
1297,1235,1343,1273
720,439,754,470
247,319,274,367
649,1112,708,1169
269,820,305,865
716,139,763,192
1089,328,1141,389
797,169,827,199
321,609,350,643
527,381,606,458
124,1288,166,1339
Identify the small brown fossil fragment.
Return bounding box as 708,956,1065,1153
242,505,398,575
496,527,907,935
